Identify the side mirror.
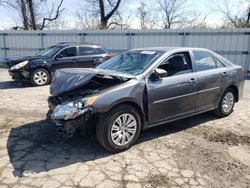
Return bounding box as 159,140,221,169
153,68,168,79
55,53,63,60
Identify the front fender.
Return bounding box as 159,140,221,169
92,79,145,114
26,60,50,71
106,97,143,113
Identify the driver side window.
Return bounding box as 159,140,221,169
58,47,77,58
158,52,192,77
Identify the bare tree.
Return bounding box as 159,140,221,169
158,0,188,29
181,10,209,29
0,0,8,5
4,0,29,30
157,0,209,29
211,0,250,28
21,0,29,30
39,0,65,30
99,0,121,29
26,0,37,30
76,3,99,29
136,1,160,29
137,2,148,29
3,0,65,30
78,0,124,29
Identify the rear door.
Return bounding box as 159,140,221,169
51,47,77,71
147,51,198,125
93,47,110,65
191,50,229,112
76,47,95,68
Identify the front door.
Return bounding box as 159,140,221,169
147,51,198,125
51,47,78,71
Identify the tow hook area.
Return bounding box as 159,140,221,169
55,120,78,138
53,110,93,138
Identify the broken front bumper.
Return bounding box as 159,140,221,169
8,69,30,80
47,105,94,138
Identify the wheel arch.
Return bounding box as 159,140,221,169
31,66,51,76
215,84,239,110
226,84,239,102
106,101,145,129
213,84,238,117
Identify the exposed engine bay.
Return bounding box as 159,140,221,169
47,68,134,138
49,74,128,107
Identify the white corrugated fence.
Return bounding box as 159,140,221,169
0,29,250,71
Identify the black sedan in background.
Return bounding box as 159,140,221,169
5,42,112,86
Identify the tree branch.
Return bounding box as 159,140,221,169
40,0,64,30
105,0,121,22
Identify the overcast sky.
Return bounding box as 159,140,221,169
0,0,247,30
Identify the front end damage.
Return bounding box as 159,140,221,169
47,97,94,138
47,68,134,138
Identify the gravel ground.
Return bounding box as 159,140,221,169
0,68,250,188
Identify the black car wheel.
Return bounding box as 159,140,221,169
213,88,235,117
96,104,141,153
31,68,50,86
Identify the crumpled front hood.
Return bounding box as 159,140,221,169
50,68,135,96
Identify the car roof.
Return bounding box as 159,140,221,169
130,47,211,53
55,42,102,48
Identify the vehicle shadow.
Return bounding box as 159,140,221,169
7,112,217,177
0,80,32,89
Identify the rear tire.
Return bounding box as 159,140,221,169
31,68,50,86
213,88,235,117
96,105,141,153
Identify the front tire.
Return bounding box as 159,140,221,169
213,88,235,117
96,105,141,153
31,68,50,86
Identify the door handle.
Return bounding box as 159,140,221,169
72,59,76,63
189,78,196,84
222,72,228,76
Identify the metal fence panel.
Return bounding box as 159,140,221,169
222,54,248,67
84,30,128,51
6,50,35,57
0,29,249,71
5,34,40,49
43,31,82,47
0,34,4,59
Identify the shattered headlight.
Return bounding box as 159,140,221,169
51,96,98,120
10,60,29,70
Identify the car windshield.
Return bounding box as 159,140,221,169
36,46,63,58
97,51,162,75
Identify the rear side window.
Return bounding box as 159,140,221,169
79,47,95,55
59,47,77,57
213,56,226,68
193,51,216,72
95,48,106,54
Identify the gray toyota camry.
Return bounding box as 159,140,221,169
47,47,245,152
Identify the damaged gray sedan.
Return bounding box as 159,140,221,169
47,47,245,152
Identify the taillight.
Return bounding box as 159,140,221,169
240,67,245,74
107,54,113,59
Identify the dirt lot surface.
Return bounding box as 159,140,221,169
0,68,250,188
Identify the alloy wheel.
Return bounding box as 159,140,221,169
34,70,48,85
222,92,234,113
111,113,137,146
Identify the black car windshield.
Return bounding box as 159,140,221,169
36,46,63,58
97,51,162,75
